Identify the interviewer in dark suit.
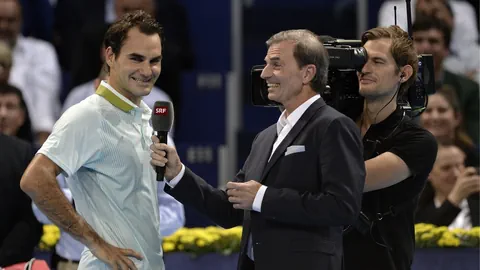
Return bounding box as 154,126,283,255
150,29,366,270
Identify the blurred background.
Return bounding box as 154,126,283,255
1,0,479,269
0,0,478,227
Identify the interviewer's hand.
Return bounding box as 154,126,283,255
150,135,183,180
226,180,262,210
89,239,143,270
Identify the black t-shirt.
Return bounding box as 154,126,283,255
343,107,438,270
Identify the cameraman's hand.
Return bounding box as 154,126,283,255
150,135,183,180
88,238,143,270
448,167,480,206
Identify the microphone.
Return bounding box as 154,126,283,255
151,101,174,181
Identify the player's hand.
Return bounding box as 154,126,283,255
89,240,143,270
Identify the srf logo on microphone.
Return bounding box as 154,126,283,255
154,106,168,115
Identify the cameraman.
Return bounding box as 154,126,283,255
342,25,438,270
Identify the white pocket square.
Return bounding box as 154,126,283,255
285,145,305,156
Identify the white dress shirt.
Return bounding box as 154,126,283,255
8,35,61,133
167,94,321,261
104,0,116,24
252,94,321,212
245,94,320,260
434,198,472,230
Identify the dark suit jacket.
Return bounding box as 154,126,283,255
0,135,43,267
416,182,480,227
166,98,366,270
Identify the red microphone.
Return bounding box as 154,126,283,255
151,101,174,181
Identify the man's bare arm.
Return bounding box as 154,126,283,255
20,154,101,247
21,154,143,268
364,152,411,192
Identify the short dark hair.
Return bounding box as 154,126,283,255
0,83,33,143
361,25,418,97
266,29,329,93
412,15,452,49
103,10,163,72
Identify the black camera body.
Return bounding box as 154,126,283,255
250,39,435,119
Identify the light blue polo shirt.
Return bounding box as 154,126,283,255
38,81,165,270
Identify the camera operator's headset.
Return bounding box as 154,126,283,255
361,71,407,147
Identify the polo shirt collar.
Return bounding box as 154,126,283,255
95,80,137,112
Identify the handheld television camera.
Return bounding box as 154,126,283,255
250,41,435,120
250,1,435,120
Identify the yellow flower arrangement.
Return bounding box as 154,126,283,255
415,223,480,248
161,226,242,257
38,225,61,251
38,224,479,254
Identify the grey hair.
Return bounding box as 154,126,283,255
266,29,329,93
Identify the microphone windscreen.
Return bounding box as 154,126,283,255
151,101,174,132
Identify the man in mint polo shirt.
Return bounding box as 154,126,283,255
20,10,167,270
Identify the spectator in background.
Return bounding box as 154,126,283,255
0,83,34,144
420,86,479,167
416,144,479,229
414,0,480,82
412,15,479,144
0,134,42,267
0,42,34,144
378,0,479,82
0,0,61,145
